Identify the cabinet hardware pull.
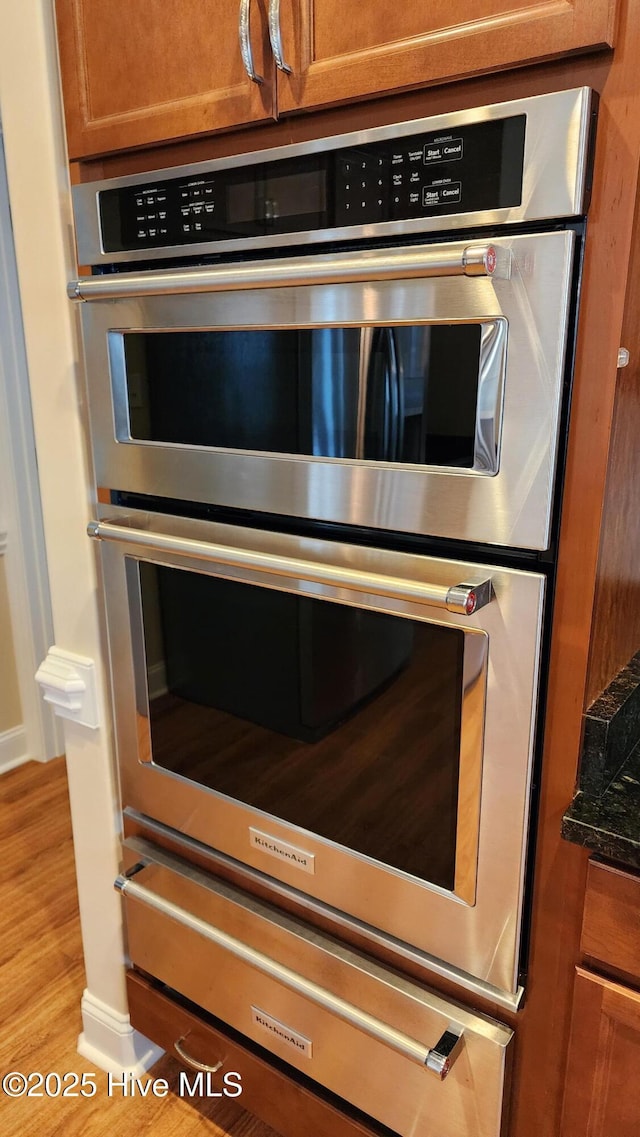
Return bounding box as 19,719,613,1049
89,520,493,616
174,1035,224,1073
239,0,264,85
116,871,464,1072
617,347,630,368
268,0,291,73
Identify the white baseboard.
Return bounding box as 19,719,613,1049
77,988,164,1075
0,724,29,774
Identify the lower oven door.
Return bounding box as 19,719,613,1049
94,504,545,997
117,839,513,1137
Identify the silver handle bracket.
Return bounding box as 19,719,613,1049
446,579,493,616
426,1030,465,1079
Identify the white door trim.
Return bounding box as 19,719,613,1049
0,125,63,764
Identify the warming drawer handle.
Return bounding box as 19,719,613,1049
115,872,464,1076
238,0,264,85
174,1035,224,1074
68,244,508,301
88,519,493,616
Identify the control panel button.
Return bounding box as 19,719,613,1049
422,181,462,207
424,138,464,165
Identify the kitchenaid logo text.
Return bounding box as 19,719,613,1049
249,828,315,874
251,1008,313,1058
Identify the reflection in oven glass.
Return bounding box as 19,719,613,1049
122,324,482,469
139,563,464,892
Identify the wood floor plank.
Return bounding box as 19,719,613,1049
0,758,281,1137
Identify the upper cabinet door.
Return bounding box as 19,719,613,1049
56,0,276,160
274,0,618,114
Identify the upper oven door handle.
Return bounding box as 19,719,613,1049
88,519,493,616
68,243,509,302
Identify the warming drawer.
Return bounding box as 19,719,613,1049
118,839,513,1137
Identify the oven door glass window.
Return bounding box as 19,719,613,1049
112,322,506,473
133,560,487,903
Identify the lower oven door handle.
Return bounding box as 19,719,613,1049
115,872,464,1076
88,519,493,615
68,243,507,301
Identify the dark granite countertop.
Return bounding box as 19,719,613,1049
562,650,640,869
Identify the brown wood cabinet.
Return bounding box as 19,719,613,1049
581,859,640,982
277,0,618,115
56,0,618,160
55,0,276,159
562,860,640,1136
562,969,640,1137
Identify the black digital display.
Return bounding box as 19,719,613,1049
99,114,526,254
227,168,327,225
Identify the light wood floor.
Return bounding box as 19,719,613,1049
0,757,280,1137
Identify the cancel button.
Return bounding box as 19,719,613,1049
423,137,464,164
422,181,462,208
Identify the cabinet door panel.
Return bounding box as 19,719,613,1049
562,968,640,1137
276,0,618,114
56,0,276,159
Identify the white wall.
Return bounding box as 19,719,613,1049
0,2,159,1071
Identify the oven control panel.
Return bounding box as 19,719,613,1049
98,115,526,256
73,88,595,265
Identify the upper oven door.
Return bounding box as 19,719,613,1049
93,504,545,997
76,230,575,549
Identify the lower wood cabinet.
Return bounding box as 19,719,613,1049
562,858,640,1135
581,858,640,982
562,968,640,1137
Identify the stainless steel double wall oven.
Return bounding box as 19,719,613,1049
71,87,596,1137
